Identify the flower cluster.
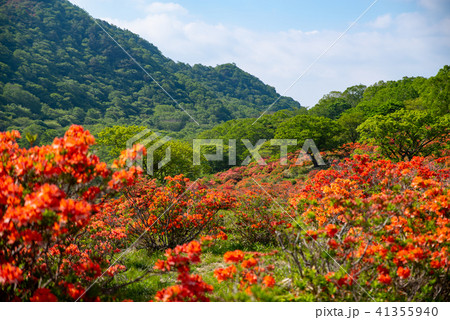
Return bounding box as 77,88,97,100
282,154,449,301
153,240,213,302
0,126,141,301
111,175,234,251
214,250,277,299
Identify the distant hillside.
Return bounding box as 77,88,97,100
0,0,301,143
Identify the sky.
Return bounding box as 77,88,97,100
68,0,450,107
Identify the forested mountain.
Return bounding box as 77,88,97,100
0,0,301,144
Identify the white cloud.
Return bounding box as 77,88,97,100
419,0,450,11
100,2,449,107
368,14,392,28
144,2,187,15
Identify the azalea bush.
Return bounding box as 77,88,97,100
153,239,280,302
278,154,449,301
213,249,280,301
153,240,213,302
112,175,234,252
211,159,303,246
233,184,290,245
0,125,141,301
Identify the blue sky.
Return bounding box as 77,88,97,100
68,0,450,106
69,0,422,30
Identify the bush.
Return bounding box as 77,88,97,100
278,155,449,301
233,185,290,245
0,125,141,301
113,175,234,252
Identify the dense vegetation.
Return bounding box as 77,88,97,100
196,67,449,172
1,130,449,301
0,0,301,144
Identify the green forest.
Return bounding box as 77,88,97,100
0,0,300,145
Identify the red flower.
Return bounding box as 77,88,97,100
378,274,392,285
241,257,258,269
0,263,23,285
328,238,339,249
397,266,411,279
154,259,166,271
306,230,318,240
243,272,258,284
30,288,58,302
325,224,338,237
214,265,237,283
262,275,275,288
224,250,245,263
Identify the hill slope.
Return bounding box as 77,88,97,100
0,0,301,142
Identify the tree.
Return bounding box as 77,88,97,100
96,125,147,162
151,140,208,181
275,115,342,151
337,109,366,143
309,85,366,120
357,109,450,161
274,115,342,166
198,118,275,171
342,84,366,108
420,65,449,115
309,98,352,120
2,83,41,113
96,125,207,180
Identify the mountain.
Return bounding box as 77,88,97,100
0,0,302,143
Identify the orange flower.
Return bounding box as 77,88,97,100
224,250,244,263
214,265,237,283
378,273,392,285
244,271,258,284
185,240,202,255
0,263,23,285
325,224,338,237
305,230,318,240
430,259,442,269
241,257,258,269
262,275,275,288
397,266,411,279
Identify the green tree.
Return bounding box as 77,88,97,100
274,115,342,166
357,109,450,161
420,65,449,115
337,109,366,143
356,100,404,117
198,117,275,171
2,83,41,113
96,125,207,180
342,84,366,108
151,140,208,181
96,125,147,162
309,98,352,119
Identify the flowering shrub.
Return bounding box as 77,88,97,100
233,184,290,245
111,175,234,252
0,126,141,301
153,240,280,302
213,249,279,301
279,155,449,301
153,240,212,301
